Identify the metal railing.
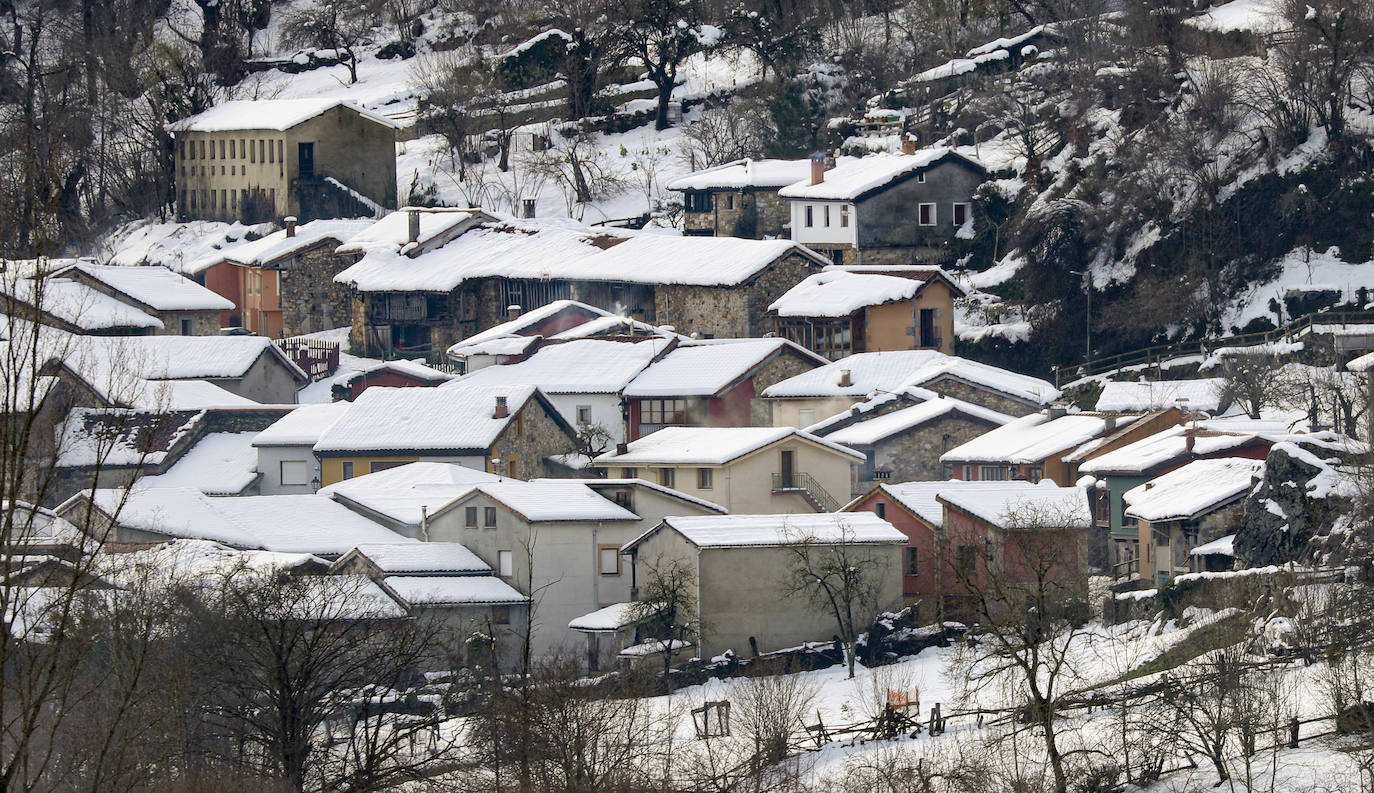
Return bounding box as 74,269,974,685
771,472,842,513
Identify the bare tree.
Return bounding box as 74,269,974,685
1215,349,1286,419
523,130,627,218
630,554,699,689
1275,0,1374,141
280,0,377,84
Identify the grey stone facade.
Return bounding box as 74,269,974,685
920,375,1043,417
489,396,579,481
849,413,1003,495
277,243,356,336
683,189,792,239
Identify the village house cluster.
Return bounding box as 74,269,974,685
3,95,1357,677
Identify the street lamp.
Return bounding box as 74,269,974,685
1068,268,1092,363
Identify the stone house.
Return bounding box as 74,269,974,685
667,158,811,238
620,513,905,659
334,210,828,359
935,483,1093,620
169,98,398,223
188,218,372,337
53,263,233,336
311,383,578,486
769,267,964,358
844,480,1036,621
1122,458,1262,586
594,426,863,514
622,338,826,440
763,349,1059,429
1,269,166,336
811,387,1015,495
778,144,987,265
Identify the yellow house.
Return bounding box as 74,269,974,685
593,426,863,514
312,383,577,486
168,98,398,223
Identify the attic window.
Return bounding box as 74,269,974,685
917,172,925,183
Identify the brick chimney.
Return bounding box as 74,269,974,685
1184,428,1196,454
615,442,629,455
407,209,421,244
838,368,853,387
901,136,917,155
284,216,297,237
507,304,522,322
810,152,826,185
493,395,509,419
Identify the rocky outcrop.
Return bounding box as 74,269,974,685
1234,438,1356,567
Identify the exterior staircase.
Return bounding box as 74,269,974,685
772,472,843,513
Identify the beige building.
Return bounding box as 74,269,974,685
169,98,398,223
593,426,863,514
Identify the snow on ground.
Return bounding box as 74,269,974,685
1223,246,1374,330
1184,0,1282,33
95,218,276,272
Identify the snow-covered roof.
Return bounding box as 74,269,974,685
457,338,669,395
185,219,373,274
1094,379,1225,413
777,149,985,201
334,216,826,293
639,512,906,549
594,426,863,466
1124,458,1263,522
623,339,816,398
569,602,646,631
464,480,640,522
941,412,1138,465
65,334,306,383
666,158,812,191
168,98,401,133
252,402,351,447
1190,534,1236,557
343,542,490,574
320,462,501,525
1348,351,1374,373
85,487,409,555
59,263,234,311
938,482,1092,529
823,395,1015,446
345,357,454,385
549,314,678,341
769,271,935,317
1078,424,1270,476
313,384,544,453
866,479,1037,527
761,350,1059,404
4,277,163,331
335,207,494,257
383,575,528,606
138,431,261,494
546,478,728,514
446,300,614,354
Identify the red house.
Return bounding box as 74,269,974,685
621,339,825,440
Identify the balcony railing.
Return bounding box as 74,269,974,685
771,472,842,513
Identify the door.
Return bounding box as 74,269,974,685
298,142,315,178
780,450,795,489
919,308,937,348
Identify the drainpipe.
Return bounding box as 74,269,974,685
420,504,430,541
592,521,601,608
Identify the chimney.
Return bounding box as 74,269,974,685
493,395,509,419
901,135,917,155
1047,406,1067,420
1184,428,1196,454
407,209,421,244
507,304,522,322
838,368,853,388
1103,415,1116,432
284,216,297,237
810,152,826,185
616,442,629,455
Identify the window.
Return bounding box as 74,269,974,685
612,490,634,510
209,191,217,210
484,507,498,528
180,317,194,335
576,405,593,425
1028,466,1043,482
492,605,510,624
659,468,676,488
465,507,478,528
956,544,977,574
178,140,186,159
805,205,814,227
198,140,205,159
916,172,926,183
642,398,688,426
268,139,275,163
798,409,815,426
258,139,265,163
239,139,245,160
918,203,936,226
498,550,514,577
980,466,1008,481
840,205,850,227
229,139,235,158
952,203,969,227
823,205,830,226
599,546,621,575
512,412,524,436
620,467,638,479
697,468,712,489
277,139,283,163
250,140,256,163
341,461,355,479
506,456,520,480
725,194,735,210
905,546,920,576
875,502,887,520
280,460,310,486
684,191,713,212
209,139,216,159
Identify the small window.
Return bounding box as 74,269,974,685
280,460,310,486
952,203,969,227
576,405,593,425
980,466,1008,481
875,502,887,520
659,468,676,488
229,139,235,158
621,467,638,479
512,413,524,436
599,546,621,576
612,490,634,510
823,205,830,226
725,194,735,210
341,461,354,480
917,172,926,183
918,203,936,226
498,550,513,577
507,456,519,480
250,140,255,163
956,544,977,574
484,507,498,528
239,139,245,160
178,140,186,159
905,546,920,576
840,205,850,227
465,507,478,528
697,468,712,490
805,205,814,227
180,317,194,336
268,139,275,163
492,605,510,624
198,140,205,159
798,409,815,427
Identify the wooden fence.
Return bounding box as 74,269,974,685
274,337,341,382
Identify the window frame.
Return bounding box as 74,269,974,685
697,467,713,490
659,468,676,489
498,550,514,578
341,461,354,480
952,202,970,227
905,546,920,576
918,203,936,226
465,507,479,528
484,506,498,528
598,545,622,576
979,465,1008,481
279,460,311,486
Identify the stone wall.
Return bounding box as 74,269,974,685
921,375,1040,416
152,310,221,335
748,350,822,426
490,397,578,480
279,247,356,336
859,414,1003,493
